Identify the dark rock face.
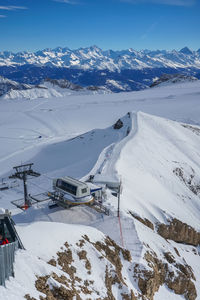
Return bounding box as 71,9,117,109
158,218,200,246
113,119,123,130
150,73,197,87
173,166,200,195
0,76,32,97
44,78,83,91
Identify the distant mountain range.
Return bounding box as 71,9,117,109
1,46,200,70
0,46,200,92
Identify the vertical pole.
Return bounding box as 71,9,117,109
117,183,120,217
23,173,29,207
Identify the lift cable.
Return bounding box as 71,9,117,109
28,180,49,193
41,173,54,180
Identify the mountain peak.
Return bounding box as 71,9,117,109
180,47,193,55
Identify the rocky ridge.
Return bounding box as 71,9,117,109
150,73,198,87
0,76,108,99
24,231,198,300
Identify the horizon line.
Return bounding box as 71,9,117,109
0,45,199,54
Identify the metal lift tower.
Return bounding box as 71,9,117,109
9,163,40,209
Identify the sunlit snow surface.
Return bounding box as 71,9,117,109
1,80,200,299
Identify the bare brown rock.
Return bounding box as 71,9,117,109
48,259,56,267
24,295,37,300
164,252,176,264
35,275,50,295
134,251,197,300
25,235,197,300
104,265,115,300
138,252,166,300
77,249,91,271
52,273,69,287
174,247,180,257
94,236,126,285
77,250,87,260
167,273,197,300
129,212,154,230
158,218,200,246
121,291,137,300
76,239,85,248
84,235,135,300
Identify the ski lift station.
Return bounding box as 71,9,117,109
49,176,103,206
2,163,110,214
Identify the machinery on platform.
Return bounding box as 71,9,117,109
49,176,94,206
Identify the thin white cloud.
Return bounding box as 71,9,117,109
0,14,6,17
0,6,27,11
120,0,196,6
53,0,78,4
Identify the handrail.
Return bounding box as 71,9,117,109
0,241,18,286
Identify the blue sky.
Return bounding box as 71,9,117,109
0,0,199,52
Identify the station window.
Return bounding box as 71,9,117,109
56,179,77,196
81,188,87,194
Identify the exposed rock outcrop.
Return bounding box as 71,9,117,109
26,236,135,300
44,78,83,91
150,73,197,88
182,124,200,136
173,166,200,195
158,218,200,246
0,75,32,97
134,251,196,300
25,232,198,300
113,119,123,129
129,211,154,230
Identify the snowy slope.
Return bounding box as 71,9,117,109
114,112,200,229
0,80,200,176
88,111,200,299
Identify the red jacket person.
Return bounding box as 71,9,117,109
0,234,9,245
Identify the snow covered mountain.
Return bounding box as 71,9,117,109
0,76,32,97
0,46,200,92
150,73,198,87
0,76,109,99
0,46,200,71
1,81,200,299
